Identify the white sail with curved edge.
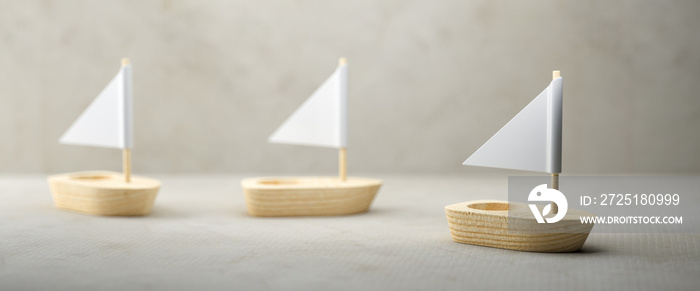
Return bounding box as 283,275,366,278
60,65,133,149
464,77,562,173
268,63,347,148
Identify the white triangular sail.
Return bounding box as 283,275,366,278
464,77,563,173
268,63,347,148
60,64,133,149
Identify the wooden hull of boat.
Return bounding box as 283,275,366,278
242,177,382,217
48,171,160,216
445,200,594,252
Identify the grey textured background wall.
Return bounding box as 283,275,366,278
1,0,698,174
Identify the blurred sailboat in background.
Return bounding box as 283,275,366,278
242,58,382,217
48,58,160,216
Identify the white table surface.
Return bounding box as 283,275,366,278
1,174,698,291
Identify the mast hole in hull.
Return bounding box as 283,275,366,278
258,179,299,185
69,175,111,180
467,202,509,211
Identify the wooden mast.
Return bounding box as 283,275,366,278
338,57,348,181
122,58,132,183
551,70,561,213
339,148,347,181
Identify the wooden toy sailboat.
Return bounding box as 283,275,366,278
48,58,160,216
445,71,594,252
242,58,382,217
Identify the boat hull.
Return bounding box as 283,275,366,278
242,177,382,217
445,200,594,252
48,171,160,216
